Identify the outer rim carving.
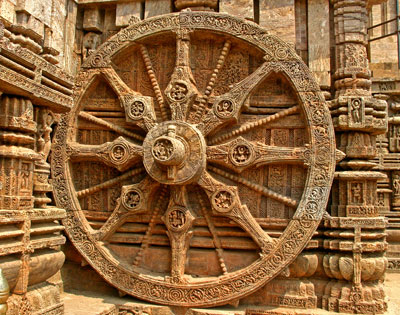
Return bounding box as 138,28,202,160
52,11,336,308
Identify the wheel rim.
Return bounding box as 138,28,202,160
51,11,336,307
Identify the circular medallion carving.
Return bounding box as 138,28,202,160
128,100,145,119
152,138,174,161
168,81,189,102
52,11,336,308
122,188,142,210
110,143,128,164
165,207,189,231
214,99,235,119
212,190,235,213
229,143,254,166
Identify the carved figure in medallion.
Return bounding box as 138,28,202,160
152,139,173,161
215,99,234,118
112,145,126,161
168,209,186,229
213,190,234,210
232,144,251,164
170,82,188,102
122,189,141,210
129,101,145,119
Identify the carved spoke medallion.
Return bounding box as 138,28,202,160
110,143,128,163
214,99,235,118
122,188,142,210
230,143,253,166
128,100,145,119
212,190,235,213
52,11,336,308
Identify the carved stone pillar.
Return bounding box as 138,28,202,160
0,19,73,315
325,0,388,313
0,95,39,210
33,108,55,209
0,94,67,314
372,93,400,273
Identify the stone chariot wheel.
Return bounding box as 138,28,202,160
52,11,337,307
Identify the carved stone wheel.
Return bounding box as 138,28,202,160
52,11,336,307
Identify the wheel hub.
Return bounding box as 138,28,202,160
143,121,206,185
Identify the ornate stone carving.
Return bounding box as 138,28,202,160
52,11,336,308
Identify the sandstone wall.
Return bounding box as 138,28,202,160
369,0,399,78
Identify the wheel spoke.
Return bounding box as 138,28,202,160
191,40,232,123
67,136,143,172
140,44,169,121
208,105,300,145
76,167,145,198
78,111,144,141
197,193,228,275
102,67,157,131
196,62,275,136
161,186,195,283
93,204,130,242
208,165,298,208
133,186,168,267
197,171,273,253
207,136,310,173
94,176,159,241
165,29,200,121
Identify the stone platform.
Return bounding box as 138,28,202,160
62,274,400,315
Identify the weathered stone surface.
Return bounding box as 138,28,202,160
15,11,44,41
116,1,141,27
16,0,52,26
0,0,16,25
308,0,330,87
50,0,67,62
295,0,307,62
259,0,296,45
144,0,171,18
63,0,78,73
175,0,218,10
83,8,102,32
219,0,253,20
